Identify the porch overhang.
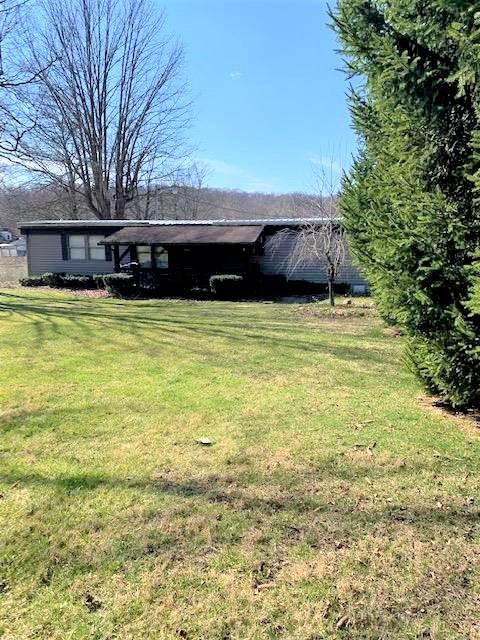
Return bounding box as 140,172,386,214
100,224,264,246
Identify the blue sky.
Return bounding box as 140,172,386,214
160,0,357,194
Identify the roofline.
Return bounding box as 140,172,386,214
19,217,339,230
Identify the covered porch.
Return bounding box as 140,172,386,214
100,224,264,288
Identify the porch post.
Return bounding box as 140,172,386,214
113,245,120,273
151,245,157,270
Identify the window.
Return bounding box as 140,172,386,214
154,246,168,270
68,235,87,259
134,246,168,269
67,234,106,261
137,245,152,267
88,235,106,260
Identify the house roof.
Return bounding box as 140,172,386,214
99,224,264,246
19,217,334,230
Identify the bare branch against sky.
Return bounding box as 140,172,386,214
264,161,347,306
4,0,191,219
0,0,53,155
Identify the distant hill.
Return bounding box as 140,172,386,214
0,183,337,232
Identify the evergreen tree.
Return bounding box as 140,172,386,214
332,0,480,408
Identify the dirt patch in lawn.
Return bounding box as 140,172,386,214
418,395,480,438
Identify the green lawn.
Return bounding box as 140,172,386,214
0,289,479,640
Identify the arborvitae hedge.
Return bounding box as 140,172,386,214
333,0,480,408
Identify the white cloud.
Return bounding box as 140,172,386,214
229,71,242,78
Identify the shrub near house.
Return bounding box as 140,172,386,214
102,274,136,298
209,274,244,299
20,273,102,289
19,276,45,287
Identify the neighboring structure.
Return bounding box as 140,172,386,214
18,219,368,291
0,238,26,257
0,228,14,243
0,227,26,257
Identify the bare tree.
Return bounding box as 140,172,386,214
140,162,210,220
264,164,347,305
171,163,210,220
4,0,189,219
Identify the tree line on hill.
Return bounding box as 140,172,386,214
0,182,330,233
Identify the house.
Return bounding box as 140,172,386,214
0,228,14,243
18,219,368,292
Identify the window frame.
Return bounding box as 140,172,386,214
66,234,106,261
133,245,169,270
136,245,153,268
153,245,169,270
87,234,107,261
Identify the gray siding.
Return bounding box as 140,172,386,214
27,233,114,276
254,232,367,286
25,227,368,287
119,245,132,265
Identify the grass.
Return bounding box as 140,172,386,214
0,289,479,640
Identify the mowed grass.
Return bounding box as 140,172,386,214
0,289,479,640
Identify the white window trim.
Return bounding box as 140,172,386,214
68,234,106,261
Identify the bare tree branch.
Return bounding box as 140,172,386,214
264,161,347,305
0,0,56,155
3,0,190,219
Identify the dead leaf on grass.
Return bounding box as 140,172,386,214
84,593,102,612
336,615,350,629
255,581,276,592
352,442,377,451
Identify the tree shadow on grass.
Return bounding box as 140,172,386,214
0,295,398,372
1,456,478,541
1,456,477,639
1,447,478,628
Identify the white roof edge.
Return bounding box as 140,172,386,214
20,217,339,229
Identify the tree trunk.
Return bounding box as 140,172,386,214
328,277,335,306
